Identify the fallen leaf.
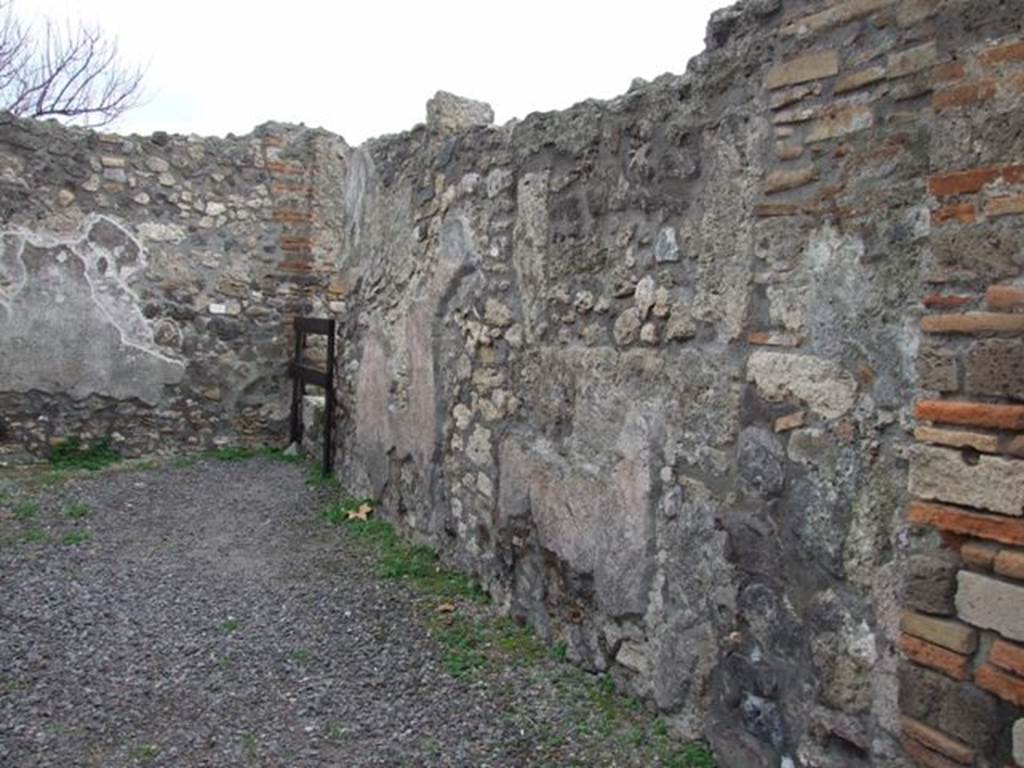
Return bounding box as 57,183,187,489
346,502,373,522
436,602,456,614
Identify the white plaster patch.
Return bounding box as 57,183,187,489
0,215,185,403
747,350,857,419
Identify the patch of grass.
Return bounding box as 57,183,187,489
316,476,715,766
62,530,91,546
21,528,48,544
67,502,89,519
0,678,26,694
306,461,343,489
578,680,715,767
25,469,77,490
129,744,158,763
489,617,545,664
322,497,360,525
433,615,490,679
13,501,38,520
550,641,569,662
203,446,260,462
240,732,258,759
325,509,488,603
172,456,197,469
203,445,305,465
427,614,547,681
663,742,717,768
50,438,121,472
217,617,240,634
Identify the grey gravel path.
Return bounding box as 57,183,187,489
0,456,712,768
0,458,700,768
0,458,505,767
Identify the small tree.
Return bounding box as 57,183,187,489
0,2,143,127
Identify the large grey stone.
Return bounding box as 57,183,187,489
746,351,857,419
904,551,960,615
738,426,786,498
426,90,494,133
898,661,1000,748
965,339,1024,400
910,445,1024,517
956,571,1024,642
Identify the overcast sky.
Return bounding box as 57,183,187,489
25,0,726,145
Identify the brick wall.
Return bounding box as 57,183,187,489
755,3,1024,765
903,32,1024,768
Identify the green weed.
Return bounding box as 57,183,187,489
550,641,569,662
289,648,312,664
663,742,717,768
326,510,487,603
67,502,89,519
21,528,48,544
50,438,121,472
240,732,258,758
489,617,545,664
217,617,240,634
13,501,38,520
317,477,715,766
204,446,304,464
306,461,343,489
433,615,490,679
129,744,158,763
62,530,91,546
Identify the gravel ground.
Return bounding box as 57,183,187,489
0,457,709,768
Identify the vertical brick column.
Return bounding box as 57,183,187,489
902,31,1024,768
262,133,316,276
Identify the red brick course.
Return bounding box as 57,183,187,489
975,663,1024,707
932,80,997,112
914,400,1024,431
899,633,970,681
907,502,1024,546
928,165,1024,198
990,639,1024,678
986,285,1024,310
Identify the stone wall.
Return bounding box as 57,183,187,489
330,1,1024,766
0,117,347,462
1,0,1022,765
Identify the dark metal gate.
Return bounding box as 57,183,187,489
288,316,336,475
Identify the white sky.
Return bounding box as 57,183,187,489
25,0,727,145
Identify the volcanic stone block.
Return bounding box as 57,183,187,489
909,445,1024,517
965,339,1024,400
898,662,1000,748
956,571,1024,641
905,551,961,615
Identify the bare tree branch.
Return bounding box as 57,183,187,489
0,2,144,127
